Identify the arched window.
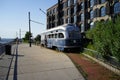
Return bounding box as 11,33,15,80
90,22,94,29
90,0,95,7
90,10,94,19
101,0,106,4
101,7,106,17
114,2,120,14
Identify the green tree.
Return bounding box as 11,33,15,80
34,34,41,44
23,32,32,42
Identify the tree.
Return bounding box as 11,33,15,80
23,32,32,42
34,34,41,44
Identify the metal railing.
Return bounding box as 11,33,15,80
0,45,5,56
84,48,120,70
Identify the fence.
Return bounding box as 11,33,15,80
0,45,5,56
84,48,120,75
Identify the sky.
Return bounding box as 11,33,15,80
0,0,57,38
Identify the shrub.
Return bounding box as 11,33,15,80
86,16,120,62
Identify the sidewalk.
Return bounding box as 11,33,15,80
8,44,85,80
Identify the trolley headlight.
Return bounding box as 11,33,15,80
73,40,76,43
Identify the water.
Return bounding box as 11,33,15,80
0,38,14,45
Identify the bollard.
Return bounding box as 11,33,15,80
5,45,11,55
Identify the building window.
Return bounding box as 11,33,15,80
81,2,84,10
71,17,74,23
74,5,77,14
53,8,55,14
101,0,106,4
114,0,119,3
63,2,67,8
90,10,94,19
74,0,76,4
95,0,99,5
96,8,100,17
47,12,49,16
71,8,74,15
68,18,70,23
71,0,74,4
68,0,70,7
55,8,57,13
90,22,94,29
77,15,80,22
90,0,95,7
101,7,106,17
96,0,100,4
81,24,84,32
114,2,120,14
74,15,77,24
81,13,84,21
67,9,70,16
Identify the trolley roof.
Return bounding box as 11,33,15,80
40,24,76,34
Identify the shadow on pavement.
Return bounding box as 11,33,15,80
13,44,18,80
5,44,24,80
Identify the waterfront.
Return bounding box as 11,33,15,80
0,38,14,44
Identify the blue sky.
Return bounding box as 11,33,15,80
0,0,57,38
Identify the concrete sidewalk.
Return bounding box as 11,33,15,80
8,44,85,80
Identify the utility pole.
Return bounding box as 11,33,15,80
19,29,21,43
28,12,31,47
16,32,18,38
19,29,21,40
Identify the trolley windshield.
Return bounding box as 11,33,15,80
68,31,81,39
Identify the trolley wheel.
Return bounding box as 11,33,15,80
44,44,47,48
55,47,60,52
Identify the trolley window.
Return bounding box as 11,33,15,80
52,34,54,38
58,33,64,38
55,34,57,38
48,35,50,38
49,34,52,38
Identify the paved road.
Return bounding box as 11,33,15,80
8,44,85,80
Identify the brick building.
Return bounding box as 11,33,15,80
47,0,120,33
